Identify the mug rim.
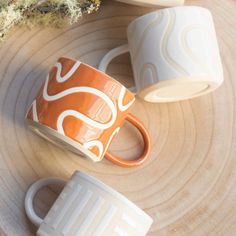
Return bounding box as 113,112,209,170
127,6,212,33
74,170,153,223
59,56,135,98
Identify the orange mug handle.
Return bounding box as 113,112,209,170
105,113,151,167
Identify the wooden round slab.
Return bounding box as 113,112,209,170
0,0,235,235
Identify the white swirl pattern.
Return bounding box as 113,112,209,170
181,24,211,74
160,9,189,76
32,100,39,122
83,140,104,160
126,7,223,102
42,75,117,132
118,87,135,112
33,62,134,160
55,61,81,83
103,127,121,154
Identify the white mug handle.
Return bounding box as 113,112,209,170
98,44,137,93
25,177,66,227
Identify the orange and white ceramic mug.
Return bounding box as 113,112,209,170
26,57,151,167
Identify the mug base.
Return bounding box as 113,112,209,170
26,119,101,162
138,77,223,103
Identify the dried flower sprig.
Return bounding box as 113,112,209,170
0,0,101,40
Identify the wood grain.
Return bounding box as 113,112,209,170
0,0,235,235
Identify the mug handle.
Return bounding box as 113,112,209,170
98,44,137,93
25,178,66,227
105,113,151,167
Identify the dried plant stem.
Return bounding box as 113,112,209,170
0,0,101,41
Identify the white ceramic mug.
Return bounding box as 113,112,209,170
115,0,184,7
99,6,224,103
25,171,153,236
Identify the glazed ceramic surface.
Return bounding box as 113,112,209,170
99,6,224,103
26,57,134,162
25,171,153,236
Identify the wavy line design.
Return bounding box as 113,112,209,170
43,72,118,133
160,9,189,76
30,60,135,160
43,74,117,117
103,127,120,155
83,127,120,160
139,63,158,90
54,61,81,83
32,100,39,122
57,106,116,134
83,140,104,160
132,12,164,61
181,24,210,74
118,87,135,112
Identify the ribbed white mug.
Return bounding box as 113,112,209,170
99,6,224,103
25,171,153,236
